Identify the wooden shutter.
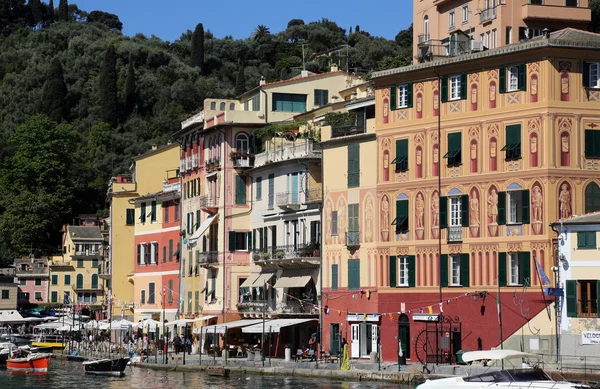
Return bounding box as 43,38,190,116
271,226,277,250
396,199,408,232
520,252,531,286
521,189,530,224
332,264,338,291
407,83,413,108
498,252,507,287
566,280,577,317
499,66,507,93
396,139,408,171
582,60,590,87
389,256,397,287
169,240,173,261
137,244,141,265
235,175,246,205
228,231,236,251
518,63,527,91
145,243,150,263
441,76,449,103
195,210,200,229
440,254,448,287
247,231,252,252
460,253,470,287
408,255,416,287
461,194,469,227
460,73,467,100
202,236,207,252
356,108,365,133
440,196,448,229
332,211,338,235
390,85,397,110
347,144,360,188
498,191,507,225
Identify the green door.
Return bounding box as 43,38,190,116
291,173,299,204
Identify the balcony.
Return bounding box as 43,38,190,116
72,283,103,292
418,34,430,45
236,300,276,314
304,187,322,204
331,125,364,138
71,251,102,259
180,158,186,173
231,154,254,169
192,155,199,169
276,192,301,210
276,300,319,316
204,158,221,173
200,195,219,212
198,251,219,267
98,263,111,279
447,226,463,243
346,231,360,247
253,244,320,262
480,7,497,24
522,2,591,22
253,139,320,168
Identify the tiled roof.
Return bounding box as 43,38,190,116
68,226,103,240
14,258,49,276
551,212,600,226
241,70,359,98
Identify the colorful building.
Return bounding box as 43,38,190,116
132,174,181,322
14,257,49,305
0,266,18,311
107,143,180,320
413,0,591,61
322,28,600,363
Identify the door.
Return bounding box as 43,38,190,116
360,323,369,357
371,325,378,358
351,324,359,358
291,173,299,204
398,314,410,363
330,324,340,356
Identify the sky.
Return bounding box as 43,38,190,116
73,0,414,43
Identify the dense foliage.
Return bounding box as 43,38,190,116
0,0,412,260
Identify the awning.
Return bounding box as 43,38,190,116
165,319,192,327
274,269,315,288
202,319,265,333
189,315,216,323
242,318,317,334
189,214,218,242
240,274,259,288
253,272,275,287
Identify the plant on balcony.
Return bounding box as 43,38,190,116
260,252,271,260
323,111,356,127
275,251,284,259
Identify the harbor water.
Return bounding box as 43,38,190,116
1,359,411,389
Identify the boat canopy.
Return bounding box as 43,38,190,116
462,350,540,364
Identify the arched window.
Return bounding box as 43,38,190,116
76,274,83,289
220,102,226,111
424,16,429,41
210,101,216,110
91,274,98,289
585,182,600,213
229,103,235,111
236,133,249,154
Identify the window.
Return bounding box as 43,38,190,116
140,202,146,224
164,202,169,223
347,144,360,188
585,130,600,158
33,291,41,301
76,274,83,288
449,11,455,29
441,74,467,102
126,209,135,225
398,257,409,286
424,16,429,40
502,124,521,160
1,290,9,299
174,203,179,221
450,255,461,286
20,279,26,286
168,280,173,304
150,242,158,264
566,0,578,6
484,31,490,49
585,182,600,213
228,231,251,251
578,231,597,249
331,211,338,236
393,139,408,171
347,204,359,245
150,201,157,223
450,75,461,100
230,103,235,110
567,280,598,318
314,89,329,106
440,253,470,287
508,66,519,92
500,64,526,93
210,101,216,110
64,275,71,285
392,84,412,109
236,175,247,205
348,259,360,290
220,102,225,111
507,190,529,225
530,0,543,4
91,274,98,289
492,29,497,48
444,132,462,166
236,133,249,154
272,93,307,112
509,253,520,285
256,177,262,201
92,258,98,268
392,199,409,234
268,174,275,209
462,5,468,23
331,264,338,291
51,275,58,285
450,197,462,227
506,26,512,45
140,290,146,305
498,252,530,286
186,212,194,235
148,283,155,304
77,259,83,268
51,291,57,303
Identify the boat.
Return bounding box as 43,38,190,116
6,352,52,373
417,350,590,389
206,366,230,377
83,357,129,377
0,333,32,346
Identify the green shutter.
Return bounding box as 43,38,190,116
247,231,252,252
389,256,397,287
395,139,408,171
395,199,409,233
499,66,507,93
460,73,467,100
347,143,360,188
498,252,507,287
202,236,207,252
582,60,590,87
408,255,416,287
461,194,469,227
566,280,577,318
518,63,527,91
440,196,448,229
195,210,200,229
441,76,449,103
460,253,470,287
521,189,530,224
163,246,166,262
235,175,246,205
520,252,531,286
356,108,365,133
355,260,360,289
498,191,506,226
332,264,338,291
390,86,397,111
407,83,413,108
228,231,236,251
440,254,448,287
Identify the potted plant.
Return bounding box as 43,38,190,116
275,251,284,259
261,252,271,260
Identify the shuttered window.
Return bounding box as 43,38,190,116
585,130,600,158
393,139,408,171
347,144,360,188
389,256,397,287
502,124,521,160
348,259,360,290
444,132,462,166
331,211,338,236
460,253,470,287
126,209,135,225
578,231,597,249
314,89,329,106
440,254,448,287
392,199,409,234
500,63,526,93
235,175,246,205
331,264,338,291
440,196,448,229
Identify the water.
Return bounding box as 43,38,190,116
1,359,409,389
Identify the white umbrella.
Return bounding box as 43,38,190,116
165,319,192,327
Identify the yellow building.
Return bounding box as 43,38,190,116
49,254,74,306
107,143,180,320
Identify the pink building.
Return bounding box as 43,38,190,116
14,257,50,305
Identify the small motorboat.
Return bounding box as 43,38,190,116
6,352,52,373
83,357,129,377
417,350,590,389
206,366,230,377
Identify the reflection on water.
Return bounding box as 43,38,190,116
1,360,408,389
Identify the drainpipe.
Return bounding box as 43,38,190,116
551,223,561,364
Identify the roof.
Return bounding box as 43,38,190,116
551,212,600,226
67,226,103,241
371,28,600,81
14,258,49,276
132,143,179,162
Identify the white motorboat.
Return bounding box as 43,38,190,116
417,350,590,389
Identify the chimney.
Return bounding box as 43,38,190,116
167,140,172,145
331,63,339,72
301,70,309,78
151,144,158,150
259,76,266,86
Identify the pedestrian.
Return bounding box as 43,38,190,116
173,333,182,354
341,337,348,349
185,337,192,355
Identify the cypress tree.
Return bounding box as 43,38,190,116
191,23,205,73
235,66,246,96
41,57,67,122
58,0,68,21
47,0,54,23
29,0,42,26
99,45,118,127
124,54,136,115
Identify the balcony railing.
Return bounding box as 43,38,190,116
346,231,360,247
200,195,219,209
71,251,102,259
253,244,320,261
231,156,254,168
418,34,430,45
180,159,186,173
198,251,218,266
72,283,103,292
192,155,199,168
98,263,111,279
236,299,276,313
448,225,463,242
305,187,322,203
480,6,497,23
204,158,221,173
331,125,364,138
276,191,301,209
253,140,321,168
276,300,319,316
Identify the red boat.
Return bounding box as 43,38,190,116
6,353,52,372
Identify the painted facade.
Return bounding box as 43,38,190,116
107,143,180,320
0,267,17,310
14,257,49,304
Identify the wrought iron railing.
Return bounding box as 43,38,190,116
199,251,218,265
252,244,320,261
276,191,301,207
346,231,360,246
200,195,219,208
480,6,497,23
305,187,322,203
447,225,463,242
331,125,363,138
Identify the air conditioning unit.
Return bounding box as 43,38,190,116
471,40,484,52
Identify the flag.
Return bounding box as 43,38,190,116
400,302,406,313
64,293,70,305
496,294,501,325
439,302,443,313
427,306,433,314
535,259,551,285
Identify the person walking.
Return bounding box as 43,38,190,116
173,334,182,355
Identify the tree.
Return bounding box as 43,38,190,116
99,45,118,126
86,10,122,31
29,0,43,26
58,0,68,21
591,0,600,33
124,54,136,115
395,23,413,49
349,26,352,34
47,0,54,23
253,24,270,43
235,66,245,96
355,25,360,33
191,23,205,71
41,57,67,122
287,19,304,28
